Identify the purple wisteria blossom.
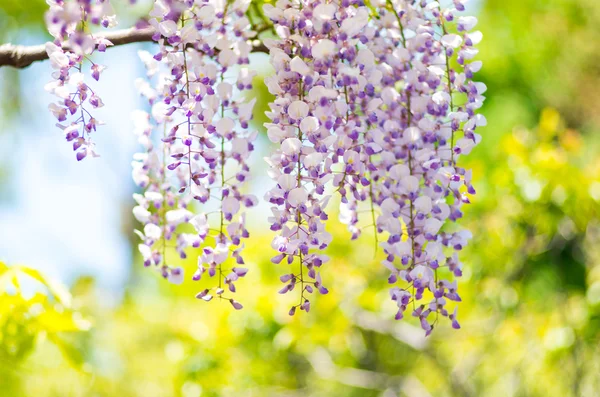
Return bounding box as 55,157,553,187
263,0,485,331
263,0,372,315
42,0,487,331
131,0,257,307
359,0,484,333
44,0,117,161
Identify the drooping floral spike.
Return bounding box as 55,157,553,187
262,0,485,329
45,0,117,161
262,0,375,315
131,105,191,286
131,0,258,307
365,0,485,334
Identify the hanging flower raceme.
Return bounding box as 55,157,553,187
131,42,199,286
45,0,117,161
362,0,486,334
131,0,258,309
262,0,485,329
322,4,383,244
263,0,374,315
131,106,191,286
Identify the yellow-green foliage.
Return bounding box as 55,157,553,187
0,262,91,395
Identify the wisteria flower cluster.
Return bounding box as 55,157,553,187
131,0,259,310
375,0,485,334
41,0,486,333
45,0,116,161
260,0,485,332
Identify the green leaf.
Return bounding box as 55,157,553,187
16,266,72,307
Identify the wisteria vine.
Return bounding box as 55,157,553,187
41,0,486,334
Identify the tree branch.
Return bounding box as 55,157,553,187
0,27,154,69
0,26,269,69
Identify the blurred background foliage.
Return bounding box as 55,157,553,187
1,0,600,396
